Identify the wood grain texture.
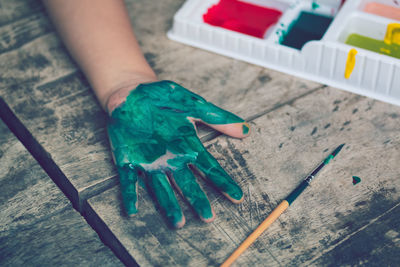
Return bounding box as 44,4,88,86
1,0,399,265
87,88,400,266
0,121,123,266
0,0,320,210
313,203,400,266
0,0,44,27
0,12,53,53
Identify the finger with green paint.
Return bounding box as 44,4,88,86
108,80,250,228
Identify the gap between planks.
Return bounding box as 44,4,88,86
200,85,325,143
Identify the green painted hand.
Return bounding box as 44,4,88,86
107,81,250,228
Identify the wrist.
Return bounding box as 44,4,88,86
104,75,158,115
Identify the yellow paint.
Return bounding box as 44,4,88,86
221,200,290,267
344,48,358,79
380,47,391,54
384,23,400,45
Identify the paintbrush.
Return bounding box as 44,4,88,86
221,144,345,267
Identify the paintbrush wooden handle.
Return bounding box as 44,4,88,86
221,200,289,267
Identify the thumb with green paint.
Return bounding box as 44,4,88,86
107,80,250,228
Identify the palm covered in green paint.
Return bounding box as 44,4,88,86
108,81,250,228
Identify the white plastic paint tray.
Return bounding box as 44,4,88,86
168,0,400,106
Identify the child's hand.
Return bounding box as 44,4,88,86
107,81,250,228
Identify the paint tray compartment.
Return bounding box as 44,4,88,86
168,0,400,106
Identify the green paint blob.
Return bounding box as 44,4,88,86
148,171,183,226
324,154,334,165
107,81,245,225
117,165,139,215
172,167,213,220
242,124,249,134
312,1,320,10
346,33,400,59
352,176,361,185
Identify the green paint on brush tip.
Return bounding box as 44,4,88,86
352,176,361,185
107,80,244,222
242,124,249,134
324,154,334,165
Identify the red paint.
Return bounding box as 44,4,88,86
203,0,282,38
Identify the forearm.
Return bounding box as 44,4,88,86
42,0,157,112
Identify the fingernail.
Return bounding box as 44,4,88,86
201,213,215,223
231,192,242,200
196,203,213,221
125,203,138,216
168,210,184,228
173,216,186,228
229,186,243,201
242,123,250,134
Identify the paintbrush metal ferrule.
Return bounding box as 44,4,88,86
305,175,315,184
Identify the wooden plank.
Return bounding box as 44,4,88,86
313,204,400,266
0,0,44,26
0,0,321,211
0,34,77,92
0,12,53,53
0,120,123,266
87,88,400,266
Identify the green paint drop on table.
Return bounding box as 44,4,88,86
352,176,361,185
280,11,333,50
346,33,400,59
312,1,320,10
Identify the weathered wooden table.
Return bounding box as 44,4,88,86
0,114,122,266
1,0,399,266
